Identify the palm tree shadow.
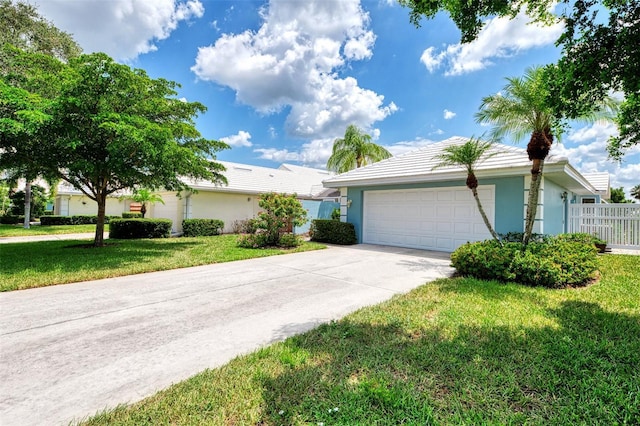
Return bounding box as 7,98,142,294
255,300,640,424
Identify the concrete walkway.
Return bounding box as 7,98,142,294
0,244,453,426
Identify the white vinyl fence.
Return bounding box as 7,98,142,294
568,204,640,248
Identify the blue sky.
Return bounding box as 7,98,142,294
33,0,638,196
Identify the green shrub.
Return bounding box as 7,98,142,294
237,232,270,248
278,233,302,248
182,219,224,237
39,215,73,225
40,215,118,225
331,208,340,221
109,218,172,239
231,219,258,234
450,240,519,282
451,237,599,288
122,212,143,219
309,219,357,245
498,231,548,243
0,215,21,224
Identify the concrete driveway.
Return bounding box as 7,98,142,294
0,244,452,426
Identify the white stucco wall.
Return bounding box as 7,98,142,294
189,192,260,233
55,195,126,217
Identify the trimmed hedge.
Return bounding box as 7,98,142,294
109,218,172,239
309,219,357,245
122,212,143,219
39,215,119,225
451,236,599,288
182,219,225,237
1,215,22,224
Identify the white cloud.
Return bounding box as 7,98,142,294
443,109,456,119
554,122,640,196
34,0,204,61
254,137,335,168
220,130,253,147
385,138,437,156
421,10,563,76
192,0,396,140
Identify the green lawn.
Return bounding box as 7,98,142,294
0,223,106,237
0,235,325,291
81,255,639,425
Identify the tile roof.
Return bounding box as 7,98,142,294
184,161,332,198
323,136,570,187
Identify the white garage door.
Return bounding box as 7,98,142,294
363,186,495,252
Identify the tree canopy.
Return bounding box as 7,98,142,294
399,0,639,160
0,49,229,246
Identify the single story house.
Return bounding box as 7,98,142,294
53,162,338,233
322,136,609,252
150,162,337,234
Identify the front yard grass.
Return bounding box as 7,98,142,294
0,223,106,237
81,254,640,425
0,235,325,291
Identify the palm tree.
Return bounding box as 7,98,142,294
631,184,640,202
433,137,501,243
130,188,164,218
327,125,392,173
475,66,613,245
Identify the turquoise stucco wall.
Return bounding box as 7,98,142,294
295,200,340,234
543,179,568,235
345,176,525,243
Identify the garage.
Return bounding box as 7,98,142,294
363,186,495,252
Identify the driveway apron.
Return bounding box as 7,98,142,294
0,244,452,426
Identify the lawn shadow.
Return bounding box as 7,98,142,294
0,238,207,276
255,300,640,424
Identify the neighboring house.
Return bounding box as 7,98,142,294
151,162,337,234
54,181,131,217
322,136,608,252
51,162,337,233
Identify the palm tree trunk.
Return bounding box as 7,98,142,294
471,187,501,243
23,181,31,229
523,159,545,246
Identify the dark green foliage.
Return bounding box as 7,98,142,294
9,184,47,217
109,219,172,239
39,215,118,225
122,212,143,219
277,233,302,248
236,232,270,249
499,231,548,243
609,187,633,203
451,236,599,288
0,214,21,224
182,218,224,237
309,219,357,245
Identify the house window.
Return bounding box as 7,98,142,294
581,198,596,204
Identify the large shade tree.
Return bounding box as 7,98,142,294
1,50,229,246
433,137,501,242
399,0,639,160
475,66,610,245
327,125,392,173
1,0,81,228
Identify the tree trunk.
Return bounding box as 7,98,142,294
523,159,545,246
140,203,146,218
471,186,501,243
23,181,31,229
94,193,107,247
